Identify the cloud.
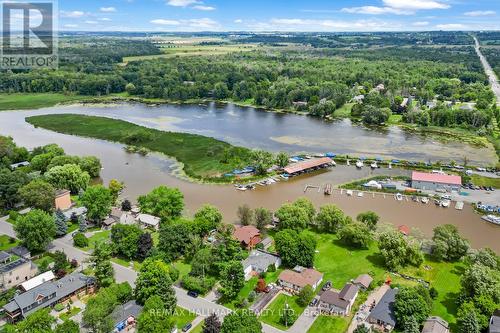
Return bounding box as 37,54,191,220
257,18,401,31
193,5,215,11
412,21,429,26
151,17,220,30
85,20,98,24
382,0,450,10
99,18,112,21
60,10,85,18
464,10,496,17
64,24,78,28
234,19,243,23
100,7,116,12
150,19,181,25
435,23,465,30
341,6,408,15
167,0,199,7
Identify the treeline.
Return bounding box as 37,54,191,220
482,47,500,79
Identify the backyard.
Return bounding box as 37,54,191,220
259,293,306,330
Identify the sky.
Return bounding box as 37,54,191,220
56,0,500,32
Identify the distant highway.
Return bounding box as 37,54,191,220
474,36,500,106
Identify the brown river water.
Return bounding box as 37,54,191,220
0,104,498,252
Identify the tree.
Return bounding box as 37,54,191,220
457,302,480,333
108,179,124,202
193,204,223,236
316,204,347,233
79,156,102,178
137,295,174,333
18,179,55,212
54,209,68,237
251,150,274,175
55,320,79,333
276,152,289,168
138,186,184,220
394,287,431,327
460,263,500,302
403,316,420,333
379,230,423,271
81,185,113,224
45,164,90,194
83,285,119,333
293,197,316,221
89,241,115,287
125,82,136,94
47,155,81,171
191,247,215,277
73,232,89,248
135,258,177,310
221,310,262,333
111,224,143,259
121,199,132,211
254,207,272,231
14,209,56,252
15,308,55,333
78,215,87,232
356,211,379,231
280,303,297,327
275,203,309,231
432,224,470,261
274,229,316,268
53,250,68,273
0,169,29,209
297,285,314,307
219,260,245,300
466,248,499,269
137,232,153,260
203,313,221,333
353,325,369,333
158,222,191,261
30,153,56,173
339,222,373,248
237,204,253,226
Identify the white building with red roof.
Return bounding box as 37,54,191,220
411,171,461,192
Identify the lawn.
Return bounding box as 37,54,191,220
172,306,197,330
191,320,204,333
59,306,81,321
471,174,500,188
33,254,55,267
259,293,306,330
26,114,254,180
77,230,111,252
333,103,354,118
307,315,350,333
172,261,192,283
0,234,19,251
0,93,88,111
388,114,403,124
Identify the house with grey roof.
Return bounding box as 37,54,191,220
112,300,143,332
0,258,37,291
490,309,500,333
8,246,31,259
0,251,11,264
353,274,373,290
422,316,449,333
3,272,95,321
367,288,399,332
318,283,359,316
242,250,281,280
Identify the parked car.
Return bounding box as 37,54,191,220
309,298,319,307
187,291,198,298
182,323,192,332
322,281,332,291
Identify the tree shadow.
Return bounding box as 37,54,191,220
366,253,386,270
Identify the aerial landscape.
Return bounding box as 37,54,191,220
1,0,500,332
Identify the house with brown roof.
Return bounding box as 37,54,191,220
318,283,359,316
233,225,261,249
353,274,373,290
278,266,323,294
422,316,449,333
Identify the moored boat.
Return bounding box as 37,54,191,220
482,215,500,226
356,160,364,169
370,162,378,169
396,193,403,201
421,197,429,204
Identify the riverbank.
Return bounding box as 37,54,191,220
26,114,255,181
0,93,92,111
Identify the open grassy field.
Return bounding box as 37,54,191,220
332,103,354,118
76,230,111,252
471,174,500,188
259,293,306,330
123,44,258,63
0,93,88,111
26,114,254,180
308,314,351,333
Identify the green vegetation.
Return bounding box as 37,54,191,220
26,114,255,180
0,93,89,111
0,234,19,251
471,174,500,188
77,230,111,252
307,314,350,333
259,293,306,330
172,306,197,329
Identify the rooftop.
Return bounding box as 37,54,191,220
8,246,30,258
0,251,11,262
353,274,373,289
21,271,56,291
368,288,399,328
279,268,323,289
55,189,70,198
338,283,359,302
111,300,143,325
137,213,160,227
320,289,349,309
283,157,333,175
422,316,449,333
0,258,30,274
411,171,461,186
242,250,280,273
233,225,260,245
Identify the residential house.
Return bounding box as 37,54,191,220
260,237,273,250
112,300,143,332
102,217,117,230
242,250,281,280
55,190,72,211
8,246,31,260
367,288,399,332
137,214,161,231
490,309,500,333
353,274,373,291
278,266,323,294
0,251,11,264
62,207,87,221
20,271,56,292
422,316,450,333
3,272,95,321
318,283,359,316
233,225,261,249
0,258,38,291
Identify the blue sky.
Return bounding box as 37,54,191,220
57,0,500,32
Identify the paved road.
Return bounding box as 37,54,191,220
0,216,285,333
474,36,500,106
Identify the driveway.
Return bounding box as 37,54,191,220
346,284,390,333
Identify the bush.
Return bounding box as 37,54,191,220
54,303,65,312
8,210,19,221
429,287,438,299
248,291,257,302
267,264,276,273
181,275,216,295
73,232,88,248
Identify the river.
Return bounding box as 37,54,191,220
0,103,498,251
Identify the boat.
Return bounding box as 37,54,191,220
434,199,441,206
355,160,364,169
482,215,500,226
280,174,290,180
370,162,378,169
395,193,403,201
346,190,353,196
455,201,464,210
441,200,451,208
412,195,419,202
421,197,429,204
357,191,364,197
236,186,247,191
324,184,332,195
